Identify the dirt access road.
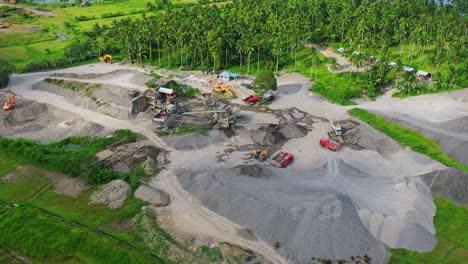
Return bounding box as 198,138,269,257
7,63,288,264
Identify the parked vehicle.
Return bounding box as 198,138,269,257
242,94,260,104
319,138,341,151
270,151,294,168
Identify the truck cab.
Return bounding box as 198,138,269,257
332,123,343,136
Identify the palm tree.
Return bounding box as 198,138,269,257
310,49,322,81
329,58,338,87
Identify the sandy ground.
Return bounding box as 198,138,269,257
5,63,468,264
307,43,370,73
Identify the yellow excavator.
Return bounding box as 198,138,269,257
99,54,113,63
251,148,270,162
214,86,235,97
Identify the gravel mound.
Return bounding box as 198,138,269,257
0,101,48,130
418,168,468,205
378,113,468,165
235,164,272,178
251,123,307,147
279,122,308,138
90,180,131,209
0,99,106,143
43,171,90,198
177,157,437,263
170,130,228,150
342,124,402,154
134,185,171,206
172,133,210,150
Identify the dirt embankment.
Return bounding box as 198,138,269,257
418,168,468,205
32,78,149,120
96,139,167,174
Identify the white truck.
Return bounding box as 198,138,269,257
332,123,343,136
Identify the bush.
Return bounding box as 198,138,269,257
101,11,126,19
0,60,14,87
252,71,277,95
0,130,141,186
75,15,97,22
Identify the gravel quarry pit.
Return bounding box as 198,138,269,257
6,64,467,264
0,98,106,142
169,103,446,263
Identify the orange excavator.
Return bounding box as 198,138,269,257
3,95,16,111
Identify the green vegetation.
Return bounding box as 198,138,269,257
56,0,463,104
156,124,209,137
0,205,161,264
145,81,157,88
165,80,200,98
348,108,468,171
0,129,141,187
252,71,277,95
389,199,468,263
197,245,223,262
0,60,14,88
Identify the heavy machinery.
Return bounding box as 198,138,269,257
270,151,294,168
214,86,235,97
320,138,341,151
2,95,16,111
251,148,270,161
99,54,113,63
332,123,343,136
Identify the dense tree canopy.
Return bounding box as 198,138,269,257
253,71,277,95
76,0,466,73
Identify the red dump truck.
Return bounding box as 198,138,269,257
320,138,341,151
270,151,294,168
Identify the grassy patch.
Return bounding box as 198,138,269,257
348,108,468,171
389,199,468,263
0,205,162,264
0,130,140,186
0,163,49,204
166,80,200,98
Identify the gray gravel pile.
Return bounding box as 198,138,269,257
0,99,105,143
169,130,228,150
177,165,390,263
90,179,131,209
252,123,307,146
342,123,402,155
378,113,468,165
278,122,308,138
418,168,468,205
235,164,272,178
